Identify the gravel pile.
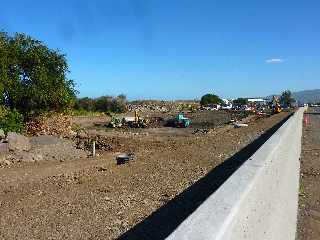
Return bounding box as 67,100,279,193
1,133,89,165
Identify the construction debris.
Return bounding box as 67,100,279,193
26,113,73,136
116,153,135,165
234,123,249,128
7,132,31,151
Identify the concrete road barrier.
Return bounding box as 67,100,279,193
166,108,305,240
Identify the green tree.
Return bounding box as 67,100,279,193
280,90,295,107
95,96,113,112
200,93,223,106
75,97,96,111
0,31,76,115
233,98,248,106
94,95,127,113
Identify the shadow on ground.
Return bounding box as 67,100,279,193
118,114,293,240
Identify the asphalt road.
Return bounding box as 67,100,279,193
296,107,320,240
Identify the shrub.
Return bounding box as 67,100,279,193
75,97,96,111
74,95,127,114
233,98,248,106
0,107,24,133
200,93,223,106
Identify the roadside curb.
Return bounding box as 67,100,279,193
166,108,305,240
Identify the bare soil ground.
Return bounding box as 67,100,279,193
0,111,290,240
72,110,251,130
297,107,320,240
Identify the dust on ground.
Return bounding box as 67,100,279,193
296,107,320,240
0,111,290,240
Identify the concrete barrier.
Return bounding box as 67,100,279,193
166,108,305,240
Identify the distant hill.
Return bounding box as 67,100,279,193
292,89,320,104
267,89,320,104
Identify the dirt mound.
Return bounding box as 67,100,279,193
1,135,89,165
26,113,74,136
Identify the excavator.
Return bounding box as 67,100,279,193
272,96,282,114
108,110,148,128
166,113,191,128
128,110,148,128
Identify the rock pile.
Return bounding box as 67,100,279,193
26,113,74,136
0,131,89,166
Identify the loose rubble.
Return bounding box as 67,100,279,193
1,133,89,166
26,113,73,136
0,112,291,240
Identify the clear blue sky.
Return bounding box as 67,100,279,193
1,0,319,100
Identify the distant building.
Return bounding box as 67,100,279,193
247,98,267,106
221,98,231,105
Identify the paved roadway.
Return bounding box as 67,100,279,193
296,107,320,240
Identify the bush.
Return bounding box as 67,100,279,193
75,97,96,112
74,95,127,114
200,93,223,106
0,107,24,133
280,90,295,107
233,98,248,106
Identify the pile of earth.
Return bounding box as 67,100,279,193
26,113,75,136
0,133,89,166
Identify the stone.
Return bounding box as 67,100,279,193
7,132,31,152
0,143,9,153
17,151,35,162
33,154,44,162
0,158,11,166
3,159,11,165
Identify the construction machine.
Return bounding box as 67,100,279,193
108,116,123,128
126,110,148,128
167,113,191,128
272,96,282,114
108,111,148,128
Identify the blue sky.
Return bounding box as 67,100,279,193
1,0,319,100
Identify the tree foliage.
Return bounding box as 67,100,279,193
200,93,223,106
0,106,24,133
280,90,295,107
233,98,248,106
75,95,127,113
0,31,76,115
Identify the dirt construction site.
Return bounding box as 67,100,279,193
0,109,292,240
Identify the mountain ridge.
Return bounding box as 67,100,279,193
266,89,320,103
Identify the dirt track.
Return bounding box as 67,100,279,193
0,111,290,240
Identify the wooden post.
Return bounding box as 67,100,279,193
92,141,96,157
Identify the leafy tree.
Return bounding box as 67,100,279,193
233,98,248,106
75,97,95,111
0,31,76,115
95,96,114,112
280,90,295,107
112,94,127,113
74,95,127,114
200,93,223,106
